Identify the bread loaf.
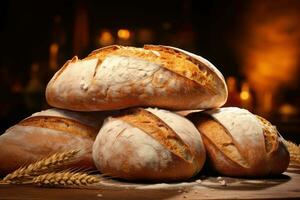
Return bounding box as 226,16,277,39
188,107,290,177
0,108,110,175
46,45,227,111
92,108,206,181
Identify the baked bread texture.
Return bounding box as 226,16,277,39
92,108,206,182
188,107,290,177
0,108,110,175
46,45,227,111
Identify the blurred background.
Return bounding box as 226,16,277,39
0,0,300,141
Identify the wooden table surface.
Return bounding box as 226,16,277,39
1,167,300,200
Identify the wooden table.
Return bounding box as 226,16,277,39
1,167,300,200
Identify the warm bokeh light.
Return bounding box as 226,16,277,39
237,1,300,115
49,43,59,70
99,30,114,46
279,103,298,120
240,91,249,101
239,82,253,111
117,29,131,40
50,43,59,54
240,82,250,100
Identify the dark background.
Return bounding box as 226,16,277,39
0,0,300,141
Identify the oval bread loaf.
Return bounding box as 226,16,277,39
0,108,110,175
46,45,227,111
188,107,290,177
92,108,206,182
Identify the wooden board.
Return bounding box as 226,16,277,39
0,167,300,200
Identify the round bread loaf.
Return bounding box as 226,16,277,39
188,107,290,177
0,108,110,175
46,45,227,111
92,108,206,182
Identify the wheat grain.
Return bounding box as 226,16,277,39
3,149,79,183
284,140,300,166
32,171,101,187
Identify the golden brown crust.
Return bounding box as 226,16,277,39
46,45,227,111
47,65,219,111
255,115,290,175
0,126,95,175
0,109,108,175
188,111,290,177
51,56,78,83
19,116,97,140
92,108,206,181
284,140,300,166
87,45,121,59
143,45,217,91
191,114,249,168
88,45,217,91
116,108,194,162
255,115,280,153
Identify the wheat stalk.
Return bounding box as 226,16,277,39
32,171,101,187
284,140,300,166
3,149,80,183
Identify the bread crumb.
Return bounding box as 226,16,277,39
219,180,227,186
97,194,103,197
196,179,202,184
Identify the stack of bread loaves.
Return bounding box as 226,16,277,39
0,45,289,181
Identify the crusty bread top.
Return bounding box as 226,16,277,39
31,108,103,129
93,116,175,173
46,45,228,111
192,113,250,168
205,107,265,151
188,107,289,176
19,116,97,139
205,107,284,156
85,45,227,96
145,107,205,160
144,45,227,94
115,108,194,163
17,108,111,139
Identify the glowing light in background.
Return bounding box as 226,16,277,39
279,103,298,120
49,43,59,70
240,87,250,101
236,1,300,116
99,30,114,46
240,82,253,111
117,29,131,40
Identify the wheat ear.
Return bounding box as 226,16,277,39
284,140,300,166
3,149,79,183
32,171,101,187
